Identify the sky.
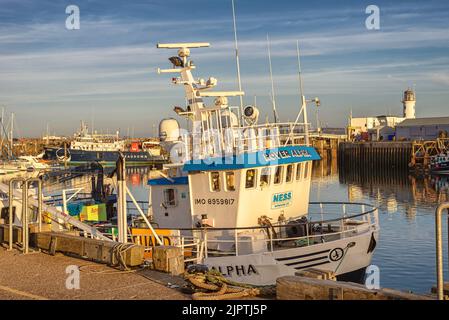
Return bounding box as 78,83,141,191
1,0,449,137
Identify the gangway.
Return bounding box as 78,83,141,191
0,181,111,242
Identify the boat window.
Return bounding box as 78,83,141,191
304,162,310,179
286,164,293,183
296,163,302,180
260,167,271,186
274,166,283,185
163,189,177,207
210,172,220,192
245,169,256,189
226,172,235,191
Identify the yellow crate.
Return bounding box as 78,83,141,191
80,204,107,222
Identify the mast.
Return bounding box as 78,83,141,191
0,107,3,153
9,112,14,158
231,0,244,125
46,123,50,145
296,41,309,145
267,34,279,123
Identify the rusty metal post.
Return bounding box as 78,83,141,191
435,202,449,300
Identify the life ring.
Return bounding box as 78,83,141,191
56,148,71,162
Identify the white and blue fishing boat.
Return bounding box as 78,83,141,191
140,42,379,286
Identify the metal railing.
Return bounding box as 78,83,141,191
181,122,310,161
435,201,449,300
193,204,378,258
8,178,43,254
131,202,378,264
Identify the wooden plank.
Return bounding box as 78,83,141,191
152,246,184,276
276,276,433,300
0,224,22,243
295,268,336,281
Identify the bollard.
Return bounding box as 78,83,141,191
435,202,449,300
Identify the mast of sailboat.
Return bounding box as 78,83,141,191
296,41,309,145
0,107,3,152
9,112,14,158
231,0,244,126
46,123,50,145
267,34,279,124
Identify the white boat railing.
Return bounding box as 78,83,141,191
181,122,310,162
133,202,378,263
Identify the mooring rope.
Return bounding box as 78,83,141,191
184,268,275,300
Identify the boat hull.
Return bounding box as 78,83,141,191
44,147,166,167
204,231,377,286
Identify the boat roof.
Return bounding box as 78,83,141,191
397,117,449,127
148,176,188,186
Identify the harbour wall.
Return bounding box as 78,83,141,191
338,141,412,172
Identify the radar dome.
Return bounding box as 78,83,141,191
159,118,180,142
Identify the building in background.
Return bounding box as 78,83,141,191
402,88,416,119
395,117,449,140
348,88,417,141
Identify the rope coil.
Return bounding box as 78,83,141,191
184,267,275,300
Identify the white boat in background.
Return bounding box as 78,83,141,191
17,156,50,171
0,156,49,175
0,160,27,174
133,42,379,286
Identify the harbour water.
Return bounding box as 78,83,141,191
313,157,449,294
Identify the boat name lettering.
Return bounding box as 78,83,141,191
263,148,311,162
272,192,292,202
194,198,235,205
211,264,258,277
271,191,293,209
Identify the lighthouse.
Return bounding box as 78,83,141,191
402,88,416,119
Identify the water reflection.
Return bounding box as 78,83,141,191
338,162,449,216
0,166,159,197
313,156,449,294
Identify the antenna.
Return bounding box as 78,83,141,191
296,41,309,145
157,43,210,49
267,34,279,123
0,106,3,146
231,0,244,126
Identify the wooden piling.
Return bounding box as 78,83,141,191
338,141,412,172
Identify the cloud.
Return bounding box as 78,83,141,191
430,73,449,87
1,0,449,136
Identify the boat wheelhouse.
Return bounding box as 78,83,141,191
136,42,379,286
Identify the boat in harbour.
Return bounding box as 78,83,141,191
131,42,380,286
430,152,449,175
43,121,167,167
